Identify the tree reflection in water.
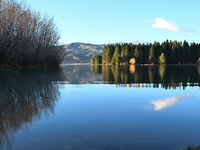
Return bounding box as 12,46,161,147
91,65,200,89
0,68,66,149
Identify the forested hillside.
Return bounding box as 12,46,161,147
91,40,200,65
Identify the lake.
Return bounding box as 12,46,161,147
0,65,200,150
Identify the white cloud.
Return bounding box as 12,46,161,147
144,95,192,111
151,18,194,35
152,18,184,33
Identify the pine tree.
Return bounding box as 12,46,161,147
121,46,125,62
130,45,136,58
114,44,121,56
165,39,170,64
159,44,166,57
144,44,150,64
94,55,99,64
111,56,116,65
134,47,140,64
198,44,200,59
116,54,121,65
149,46,155,59
152,41,161,62
149,46,155,63
102,46,108,64
178,42,182,64
99,55,102,64
182,40,189,64
139,49,143,64
106,47,112,63
171,42,178,64
192,43,198,63
124,45,129,63
90,57,94,64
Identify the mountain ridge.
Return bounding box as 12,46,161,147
63,40,150,63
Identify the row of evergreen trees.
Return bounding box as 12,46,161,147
91,40,200,65
90,55,102,64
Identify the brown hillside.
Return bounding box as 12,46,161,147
63,42,104,63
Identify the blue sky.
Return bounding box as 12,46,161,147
25,0,200,44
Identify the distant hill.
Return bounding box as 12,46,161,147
63,41,150,63
63,42,104,63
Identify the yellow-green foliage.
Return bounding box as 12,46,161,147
159,53,166,64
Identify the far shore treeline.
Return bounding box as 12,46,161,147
0,0,66,67
91,40,200,65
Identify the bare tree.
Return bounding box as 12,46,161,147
0,0,66,67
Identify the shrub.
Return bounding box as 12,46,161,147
0,0,66,67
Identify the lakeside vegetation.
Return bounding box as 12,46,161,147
0,0,66,68
91,40,200,65
180,144,200,150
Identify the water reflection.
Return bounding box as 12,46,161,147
0,65,199,150
62,65,102,84
90,65,102,74
91,65,200,89
144,95,192,111
0,68,66,149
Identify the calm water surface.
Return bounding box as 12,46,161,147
0,65,200,150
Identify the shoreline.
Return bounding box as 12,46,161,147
1,63,199,68
0,64,58,69
90,63,198,66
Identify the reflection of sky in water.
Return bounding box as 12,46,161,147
9,84,200,150
144,95,193,111
1,64,200,150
